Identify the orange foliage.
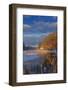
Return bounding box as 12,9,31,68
39,32,57,49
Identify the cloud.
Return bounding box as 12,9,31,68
24,33,49,37
48,22,57,27
33,21,57,27
24,21,57,34
23,24,31,30
32,21,57,32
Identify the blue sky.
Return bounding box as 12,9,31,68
23,15,57,46
23,15,57,34
23,15,57,24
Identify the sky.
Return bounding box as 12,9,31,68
23,15,57,46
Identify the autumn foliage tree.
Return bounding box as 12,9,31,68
39,32,57,73
39,32,57,50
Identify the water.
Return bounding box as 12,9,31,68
23,50,40,61
23,50,43,74
23,49,57,61
23,49,57,74
23,54,39,61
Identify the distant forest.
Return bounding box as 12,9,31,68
23,43,35,50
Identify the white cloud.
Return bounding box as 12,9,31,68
33,21,57,31
34,21,57,27
49,22,57,27
23,21,57,33
23,24,31,29
24,33,49,37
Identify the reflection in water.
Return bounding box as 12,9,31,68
23,49,57,74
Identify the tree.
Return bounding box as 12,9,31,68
38,32,57,73
39,32,57,50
